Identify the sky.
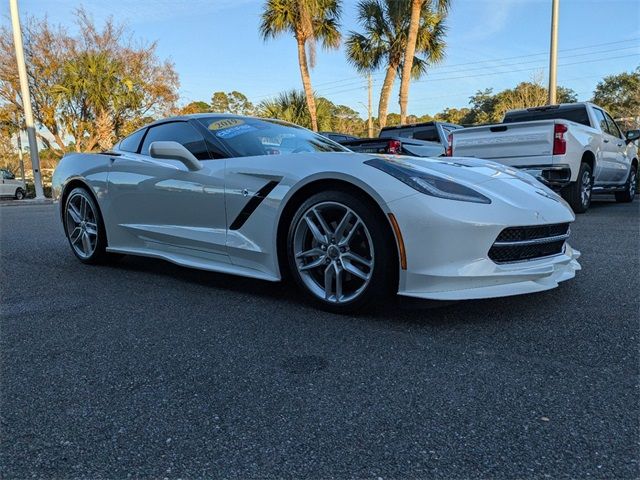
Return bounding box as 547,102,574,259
1,0,639,118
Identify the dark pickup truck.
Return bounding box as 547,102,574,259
340,121,463,157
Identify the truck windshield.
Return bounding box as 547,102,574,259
197,117,348,157
503,106,591,127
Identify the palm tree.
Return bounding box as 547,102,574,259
346,0,447,130
260,0,341,132
52,51,139,151
258,89,333,130
399,0,449,124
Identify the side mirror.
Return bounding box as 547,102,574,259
149,141,203,171
625,130,640,144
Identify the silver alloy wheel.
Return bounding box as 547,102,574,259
15,189,24,200
629,169,637,197
293,201,374,304
581,170,592,207
65,192,98,259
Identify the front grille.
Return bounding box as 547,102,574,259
489,223,570,264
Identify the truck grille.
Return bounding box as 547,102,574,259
489,223,570,264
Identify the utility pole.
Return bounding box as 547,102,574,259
10,0,44,199
367,73,373,138
548,0,559,105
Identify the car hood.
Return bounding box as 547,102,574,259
372,154,527,185
368,154,573,216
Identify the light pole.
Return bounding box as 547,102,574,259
548,0,559,105
359,74,374,138
367,73,373,138
10,0,44,199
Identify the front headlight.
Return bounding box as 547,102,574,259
365,158,491,204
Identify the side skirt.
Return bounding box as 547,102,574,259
106,246,280,282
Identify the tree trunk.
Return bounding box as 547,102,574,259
399,0,423,125
296,36,318,131
378,64,397,130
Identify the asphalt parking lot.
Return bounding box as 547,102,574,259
1,199,638,478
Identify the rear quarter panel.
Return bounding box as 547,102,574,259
52,153,112,213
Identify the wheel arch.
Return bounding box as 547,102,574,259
275,176,400,290
581,150,596,172
59,178,110,243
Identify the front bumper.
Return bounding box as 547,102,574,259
400,243,580,301
387,188,580,301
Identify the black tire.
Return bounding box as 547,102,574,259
286,190,396,313
14,188,25,200
561,162,592,214
614,164,637,203
63,187,110,264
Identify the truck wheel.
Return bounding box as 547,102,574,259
614,164,637,203
561,162,592,213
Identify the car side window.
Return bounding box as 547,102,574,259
1,169,14,180
603,111,623,139
119,128,146,153
593,108,612,136
141,122,211,160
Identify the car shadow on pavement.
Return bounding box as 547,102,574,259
108,252,568,328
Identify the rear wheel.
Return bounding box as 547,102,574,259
63,187,109,264
14,188,24,200
287,190,396,313
562,162,592,213
614,164,637,203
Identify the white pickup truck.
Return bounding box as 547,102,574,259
448,102,640,212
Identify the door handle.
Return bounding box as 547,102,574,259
603,139,609,143
617,143,623,147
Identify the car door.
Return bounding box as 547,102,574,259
602,110,630,184
106,120,228,262
591,107,620,184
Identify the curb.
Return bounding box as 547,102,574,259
0,199,55,207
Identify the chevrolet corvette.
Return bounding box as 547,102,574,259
52,115,581,312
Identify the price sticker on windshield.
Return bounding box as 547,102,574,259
208,118,244,131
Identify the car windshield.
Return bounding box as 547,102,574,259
197,117,348,157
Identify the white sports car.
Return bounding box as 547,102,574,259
52,115,581,312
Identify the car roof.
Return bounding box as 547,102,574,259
146,113,251,127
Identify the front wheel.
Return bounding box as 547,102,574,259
614,164,637,203
561,162,592,213
14,188,25,200
286,190,396,313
